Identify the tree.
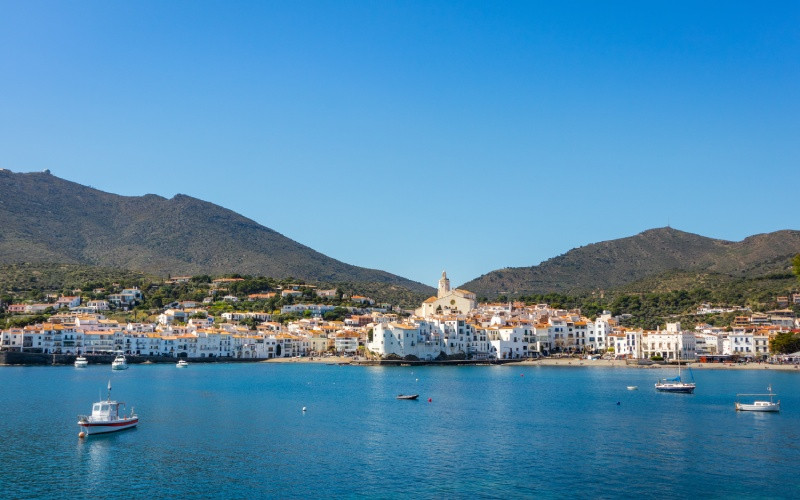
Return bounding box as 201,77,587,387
323,307,349,322
770,332,800,354
793,254,800,281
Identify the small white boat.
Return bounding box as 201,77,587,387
74,356,89,368
78,381,138,436
176,359,189,368
627,386,638,390
111,353,128,370
736,385,780,412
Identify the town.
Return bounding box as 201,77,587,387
2,271,799,363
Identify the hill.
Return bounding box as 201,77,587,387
0,170,433,295
461,227,800,298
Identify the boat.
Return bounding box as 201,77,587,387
626,386,638,390
655,356,695,394
74,356,89,368
735,385,780,412
77,381,138,436
111,352,128,370
176,359,189,368
396,394,419,400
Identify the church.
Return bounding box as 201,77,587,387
414,271,477,318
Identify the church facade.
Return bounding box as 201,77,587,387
414,271,477,318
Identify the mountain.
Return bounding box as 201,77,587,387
0,170,433,294
461,227,800,298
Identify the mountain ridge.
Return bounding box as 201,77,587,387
3,170,798,301
0,169,433,294
460,227,800,298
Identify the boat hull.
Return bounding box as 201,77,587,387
111,364,128,370
735,402,780,412
396,394,419,400
78,418,138,435
655,383,695,394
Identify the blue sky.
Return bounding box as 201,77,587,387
1,1,798,288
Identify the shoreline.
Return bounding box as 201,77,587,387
516,358,800,371
262,356,354,364
2,351,799,371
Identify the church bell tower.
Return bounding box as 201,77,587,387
437,270,450,298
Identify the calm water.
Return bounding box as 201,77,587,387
1,363,799,499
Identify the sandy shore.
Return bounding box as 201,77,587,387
516,358,800,371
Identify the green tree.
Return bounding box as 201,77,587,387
322,307,349,322
793,254,800,281
770,332,800,354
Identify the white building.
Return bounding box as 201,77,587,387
641,323,696,360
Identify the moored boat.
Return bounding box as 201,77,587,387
654,378,696,394
77,381,138,436
176,359,189,368
735,385,780,412
111,353,128,370
74,356,88,368
655,352,695,394
397,394,419,400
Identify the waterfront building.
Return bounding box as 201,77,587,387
83,330,116,354
485,324,527,359
641,323,696,360
334,332,360,354
611,329,643,359
695,333,722,355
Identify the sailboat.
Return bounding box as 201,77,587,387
655,350,695,394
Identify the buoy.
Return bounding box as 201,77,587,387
302,407,307,412
428,398,432,403
78,431,86,438
416,378,419,382
520,374,524,377
616,402,620,406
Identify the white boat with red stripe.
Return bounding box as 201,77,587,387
78,381,138,436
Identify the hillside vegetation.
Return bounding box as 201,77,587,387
508,269,799,330
0,170,433,295
0,263,430,309
462,227,800,297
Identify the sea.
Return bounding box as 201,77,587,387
1,363,799,499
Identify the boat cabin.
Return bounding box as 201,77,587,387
91,401,123,420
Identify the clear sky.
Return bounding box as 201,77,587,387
1,1,798,288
